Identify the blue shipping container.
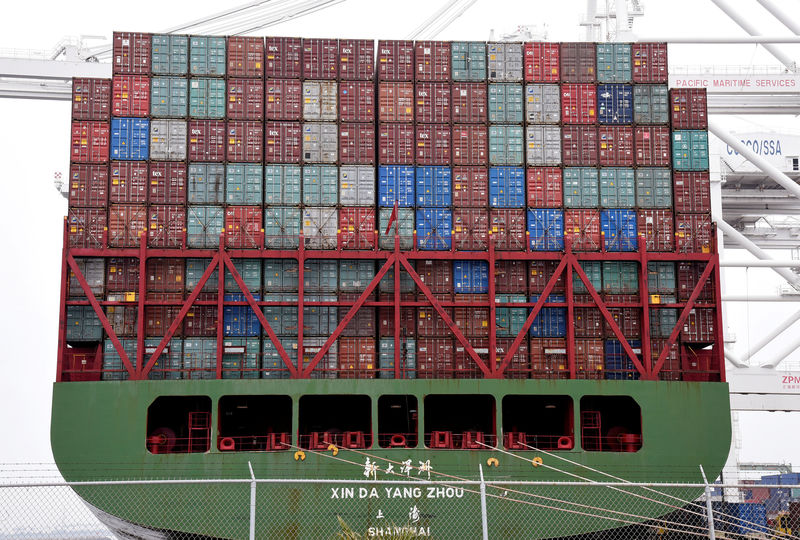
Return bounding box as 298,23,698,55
604,339,642,380
416,208,452,250
453,260,489,293
223,294,262,336
529,294,566,337
597,84,633,124
489,167,525,207
527,209,564,251
601,209,637,251
416,167,452,207
712,502,769,535
378,166,415,207
111,118,149,160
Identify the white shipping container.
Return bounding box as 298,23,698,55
150,119,187,160
526,125,562,166
302,123,338,163
488,42,523,82
525,84,561,124
302,207,338,249
339,165,375,205
302,80,338,121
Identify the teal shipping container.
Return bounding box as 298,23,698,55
489,125,524,165
102,339,137,381
599,168,635,208
222,337,260,379
488,42,523,82
150,77,188,117
496,294,527,337
524,84,560,123
151,35,189,75
190,36,226,76
225,163,263,205
185,258,218,292
339,260,376,292
183,337,217,379
263,259,299,292
264,206,301,249
262,294,299,336
262,336,296,379
602,261,639,294
633,85,668,124
264,165,301,205
379,266,416,294
187,205,224,248
303,294,338,335
488,83,524,123
302,165,338,205
68,257,104,299
66,306,103,341
673,130,709,170
573,261,602,295
451,42,487,81
145,338,183,380
303,260,338,292
224,258,262,293
563,167,599,208
596,43,632,83
188,163,225,203
378,207,414,250
189,78,226,118
635,168,672,208
378,338,417,379
647,262,676,294
650,304,678,338
302,338,337,379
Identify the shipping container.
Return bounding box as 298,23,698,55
302,122,337,163
227,36,264,78
451,41,487,81
339,165,375,205
530,338,567,378
528,209,565,251
262,295,298,336
495,295,527,337
415,82,450,123
606,305,641,339
561,84,596,124
264,164,301,206
635,126,671,166
378,294,416,337
188,120,225,161
225,206,263,249
652,339,681,380
72,78,111,121
378,338,416,378
378,165,415,207
489,166,525,207
596,43,631,83
378,123,414,164
339,293,377,337
562,126,598,166
339,39,374,80
151,35,188,76
633,84,668,124
379,267,415,294
488,42,523,81
72,121,110,163
670,89,708,129
602,261,638,294
490,209,527,251
416,338,454,378
227,79,264,120
415,125,451,165
673,171,711,213
185,259,218,293
676,213,712,253
417,298,453,336
113,32,151,75
415,260,452,294
452,208,488,250
416,208,452,250
530,294,566,337
183,337,216,379
261,336,297,379
304,260,338,292
188,163,225,203
564,209,601,251
682,308,715,342
454,298,490,337
378,82,414,122
187,205,224,248
224,257,261,295
339,123,375,164
148,205,185,248
302,80,337,121
598,126,633,167
678,262,715,302
112,75,150,117
302,207,338,249
377,40,414,81
648,262,676,295
650,306,678,339
102,339,137,380
223,293,261,336
68,258,104,299
415,41,450,81
632,43,668,83
106,300,137,338
524,84,560,123
524,168,560,208
524,42,560,82
303,38,338,79
451,166,488,207
451,82,487,123
227,121,263,163
303,295,338,336
265,121,302,162
150,77,188,118
597,84,632,124
225,163,262,205
108,204,147,247
672,130,709,171
190,36,226,76
563,167,599,208
146,258,185,293
489,126,524,165
262,259,298,293
338,337,377,378
149,119,187,161
145,292,184,337
575,304,603,338
69,164,108,207
574,261,602,295
638,209,674,251
635,168,671,208
265,79,302,121
453,261,489,293
604,340,641,380
68,208,106,249
494,260,527,294
529,260,565,294
415,166,451,207
560,43,596,82
599,168,635,208
525,126,562,166
339,81,375,122
488,83,524,123
339,207,376,249
106,257,139,292
601,209,638,251
221,337,259,379
378,208,414,250
452,125,487,165
265,37,302,78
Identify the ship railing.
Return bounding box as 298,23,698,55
376,432,419,448
216,433,291,452
145,435,210,454
422,431,498,450
298,431,374,450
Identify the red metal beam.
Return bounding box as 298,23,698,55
637,236,653,378
565,239,576,379
56,219,70,382
135,234,147,377
297,233,305,374
488,233,497,375
393,229,401,379
216,237,225,380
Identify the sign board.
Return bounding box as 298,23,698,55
669,73,800,93
715,132,800,173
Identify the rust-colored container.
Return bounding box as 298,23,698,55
678,262,715,302
145,292,183,337
598,126,634,166
148,205,185,248
605,307,641,338
112,75,150,117
338,337,377,378
560,43,596,83
415,41,451,81
454,338,487,378
226,121,263,162
575,339,604,379
71,121,110,163
451,82,487,123
529,260,565,294
676,213,712,253
530,338,568,379
681,308,715,342
417,337,454,378
69,164,108,207
527,167,563,208
339,39,374,80
265,79,302,121
452,125,487,165
575,306,603,338
378,123,414,164
378,294,416,337
265,121,302,163
495,261,527,294
652,339,681,380
377,40,415,81
416,124,451,165
265,37,302,78
632,43,668,83
452,166,488,206
339,81,375,122
638,209,674,252
525,42,560,82
339,123,375,164
674,171,711,213
185,292,218,337
378,82,414,122
562,125,598,165
339,296,377,337
225,206,263,249
72,78,111,121
188,120,226,161
415,82,451,123
497,338,530,379
635,126,671,166
670,89,708,129
227,36,264,78
453,208,489,250
416,260,452,294
108,204,147,247
339,207,376,249
68,208,106,249
106,257,139,292
303,38,338,79
564,209,601,251
110,162,148,203
489,209,527,251
113,32,151,75
147,258,185,294
561,84,597,124
417,302,453,337
227,79,264,120
454,295,489,337
149,162,186,204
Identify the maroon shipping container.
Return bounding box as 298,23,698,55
378,124,414,164
416,124,451,165
112,75,149,117
638,209,674,252
670,89,708,129
416,338,454,378
530,338,568,379
495,261,527,294
106,258,139,293
71,121,110,163
225,206,263,249
561,84,597,124
226,121,263,162
72,78,111,121
416,260,452,294
69,164,108,207
681,346,720,380
265,79,302,121
149,162,186,204
338,337,376,378
227,36,264,78
415,82,450,123
302,38,338,79
674,172,711,213
652,339,681,380
527,168,563,208
339,295,377,338
377,40,414,81
453,208,488,250
454,295,489,337
529,260,565,294
452,166,488,206
339,81,375,122
378,82,414,122
454,338,487,378
564,209,601,251
148,205,185,248
489,209,526,251
632,43,668,83
265,37,302,78
606,308,641,339
339,123,375,164
598,126,634,167
227,79,264,121
110,162,148,203
185,292,218,337
681,308,715,342
145,292,183,337
676,213,712,254
108,204,146,248
575,306,603,338
378,294,416,337
415,41,450,81
339,207,376,249
452,125,487,165
68,208,106,249
635,126,671,166
575,339,604,379
188,120,226,162
562,125,598,165
147,258,185,294
112,32,151,75
525,42,560,82
339,39,374,80
451,82,487,123
678,262,715,302
265,122,301,163
560,43,596,83
497,338,530,379
417,303,453,336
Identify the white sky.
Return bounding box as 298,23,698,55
1,0,800,481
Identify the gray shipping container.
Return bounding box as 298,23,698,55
596,43,632,83
379,338,417,379
66,306,103,342
488,42,523,81
69,257,104,298
263,259,299,292
262,293,299,336
150,119,187,160
564,168,600,208
339,165,375,205
185,258,218,292
302,80,338,121
633,85,669,124
525,84,560,124
183,337,217,379
262,336,296,379
187,205,224,248
225,258,262,293
302,123,338,163
647,262,677,294
303,260,338,292
379,266,416,293
636,168,672,208
264,206,301,249
599,168,636,208
602,261,639,294
339,260,376,292
145,338,183,380
488,83,524,123
102,338,137,381
301,338,337,379
303,295,338,336
489,125,524,165
379,207,415,250
302,207,338,249
222,337,260,379
526,126,562,166
188,163,225,203
264,165,301,206
302,165,338,205
150,77,188,118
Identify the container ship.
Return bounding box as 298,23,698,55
53,34,731,539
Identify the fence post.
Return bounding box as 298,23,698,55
248,461,256,540
479,464,489,540
700,465,716,540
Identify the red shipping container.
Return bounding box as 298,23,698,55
453,208,489,250
489,209,526,251
302,38,338,79
339,39,374,80
452,166,488,206
638,209,674,252
185,292,218,337
225,206,263,249
495,261,527,294
147,258,185,294
68,208,106,249
529,260,565,294
496,338,530,379
338,337,376,378
110,162,148,203
339,123,375,164
564,209,601,251
605,308,641,338
530,338,568,379
452,125,487,165
527,168,563,208
226,121,263,162
188,120,226,162
416,125,451,165
378,293,416,337
635,126,671,166
652,339,681,381
454,295,489,337
227,36,264,78
339,294,377,337
681,345,720,380
149,162,186,204
108,204,146,247
670,89,708,129
106,258,139,293
676,213,712,254
561,84,596,124
69,164,108,207
339,81,375,122
417,303,453,336
145,292,183,337
227,79,264,121
575,306,603,338
416,260,452,294
377,40,414,81
265,37,302,78
560,43,596,83
415,41,450,81
454,338,487,378
378,123,414,165
339,207,376,249
148,205,185,248
575,339,604,379
265,121,301,163
72,78,111,121
415,82,451,123
112,32,151,75
378,82,414,122
598,126,634,166
524,43,560,82
674,172,711,213
451,82,487,123
416,338,454,378
112,75,149,117
678,262,715,303
71,121,110,163
681,309,715,342
632,43,668,83
562,125,598,165
265,79,302,121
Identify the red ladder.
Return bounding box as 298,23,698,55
188,411,210,453
581,411,602,451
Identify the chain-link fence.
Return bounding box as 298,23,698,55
1,477,798,539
